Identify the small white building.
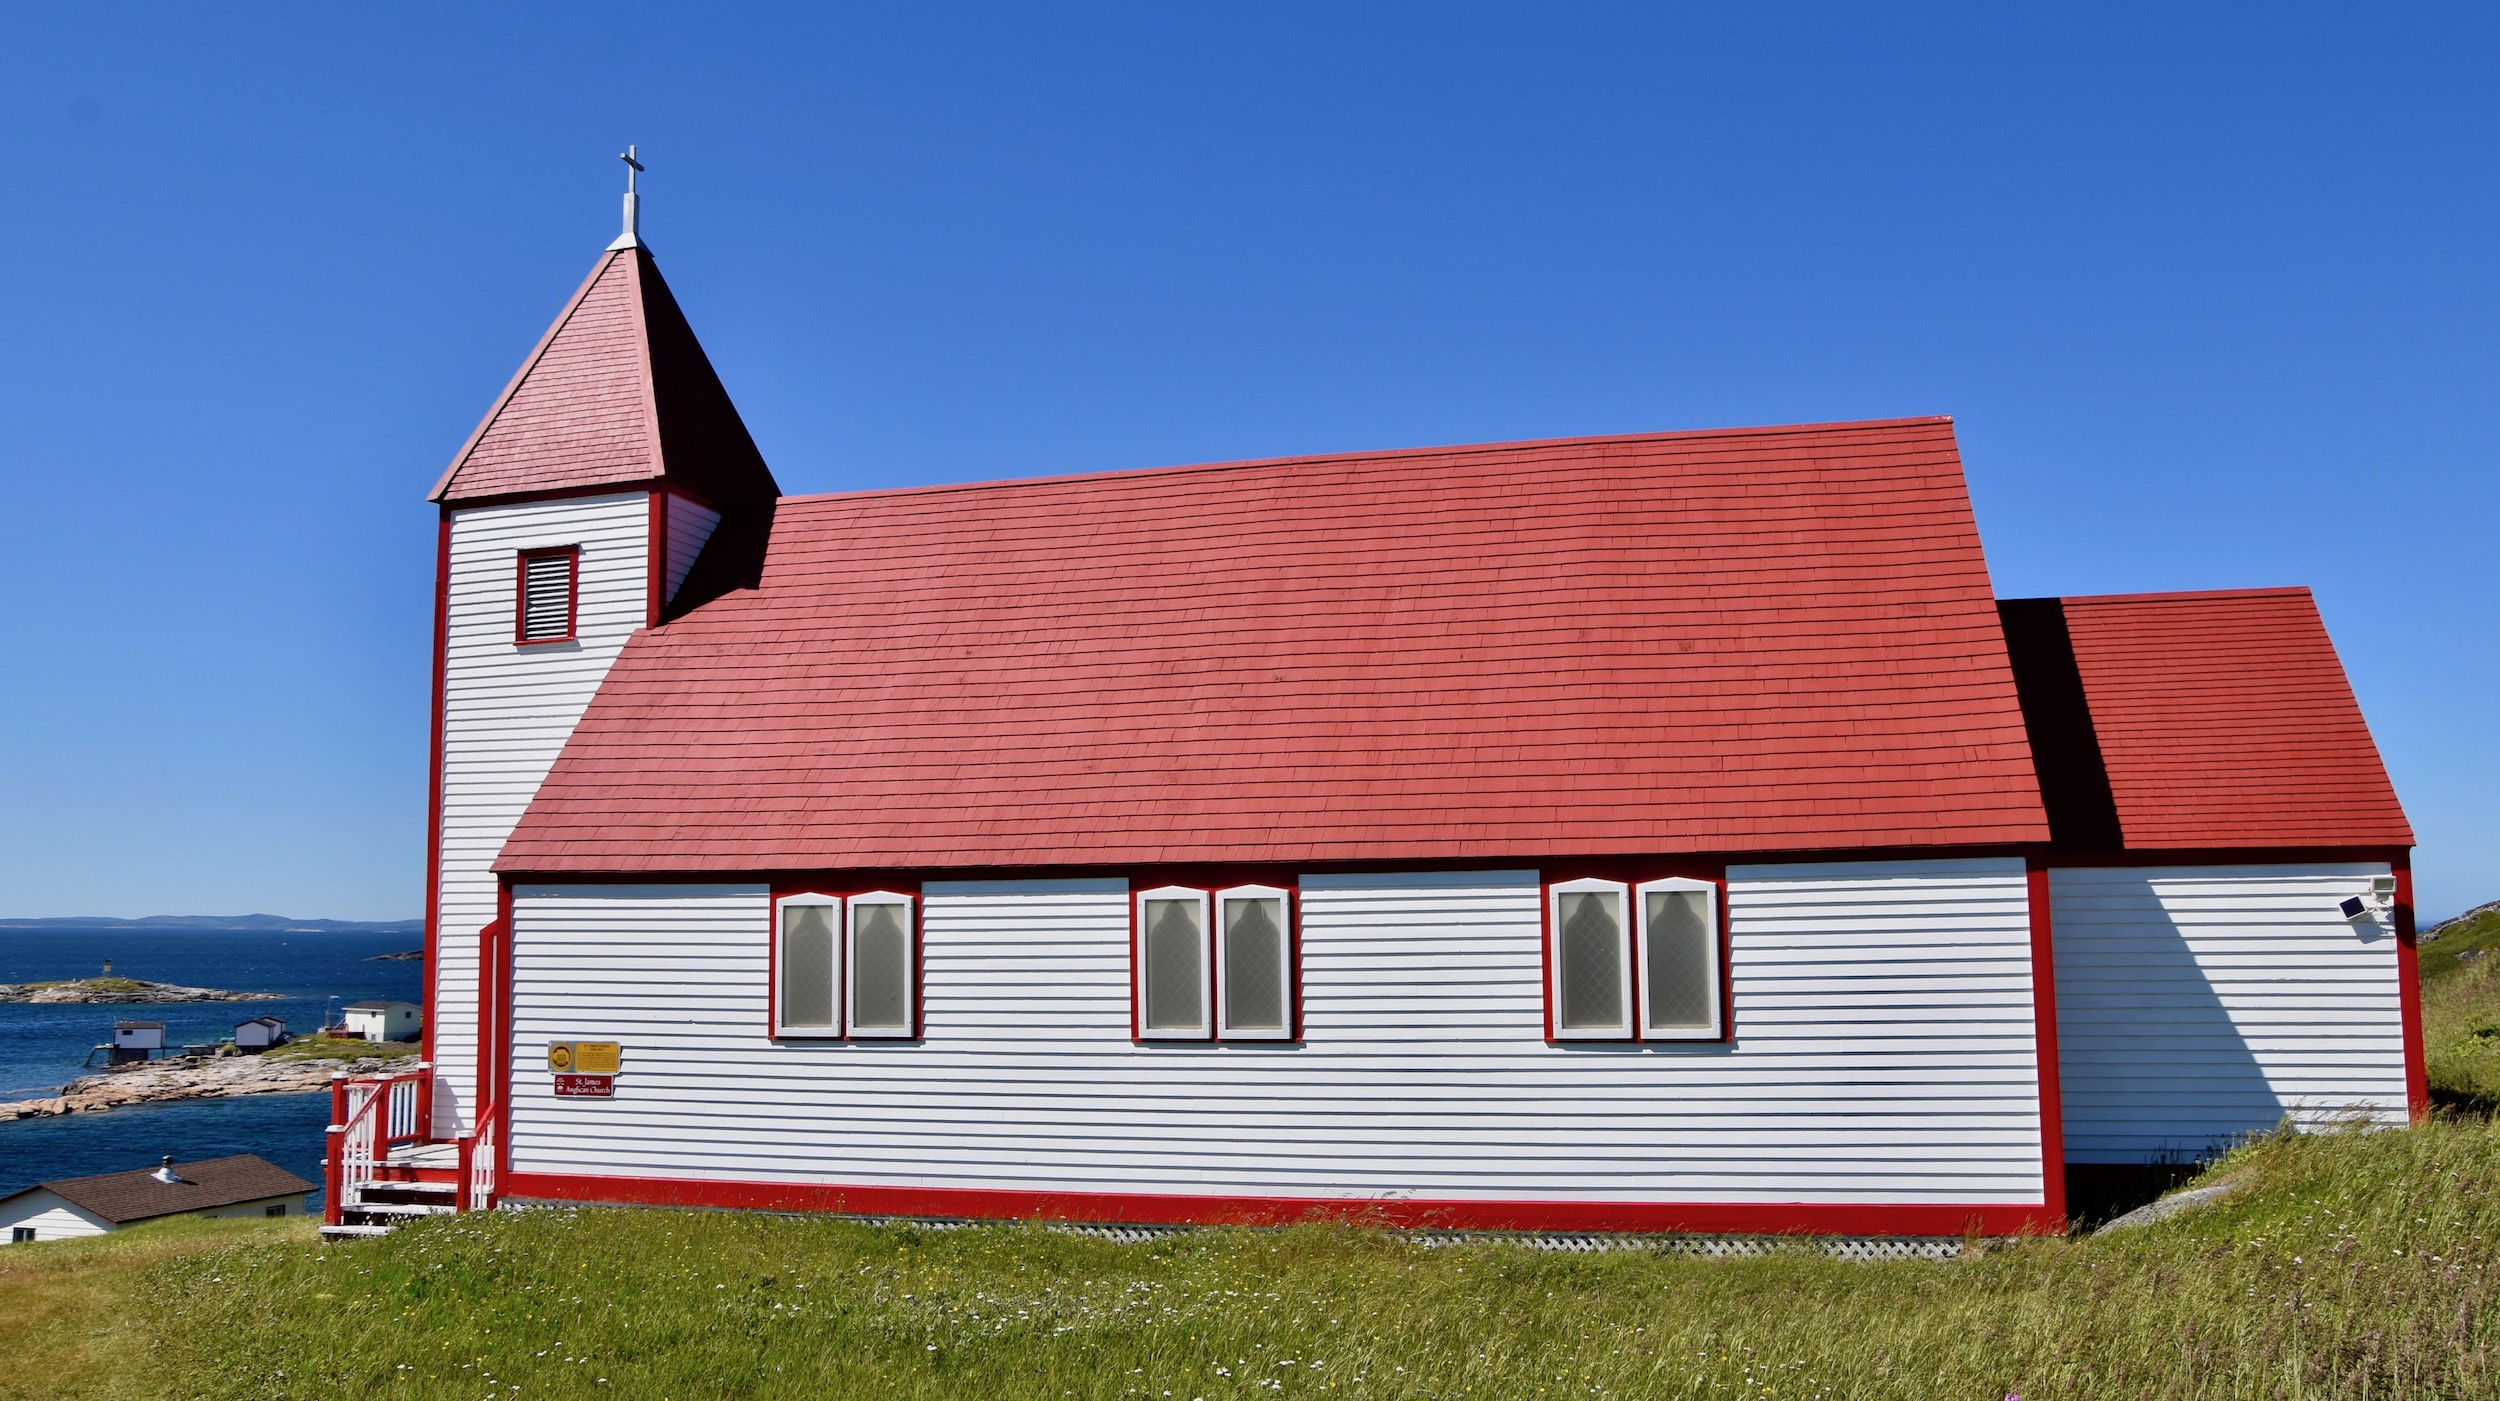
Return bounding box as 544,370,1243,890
1,1155,314,1244
109,1020,164,1064
341,1001,421,1042
233,1015,288,1051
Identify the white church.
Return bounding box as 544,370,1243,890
322,178,2421,1241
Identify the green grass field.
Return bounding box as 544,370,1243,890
260,1035,422,1064
6,936,2497,1400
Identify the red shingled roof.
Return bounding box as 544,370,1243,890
2000,588,2410,851
430,247,778,508
497,417,2053,874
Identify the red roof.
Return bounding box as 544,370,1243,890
497,417,2054,874
430,247,778,508
1998,588,2409,851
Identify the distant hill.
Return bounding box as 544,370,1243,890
0,914,423,934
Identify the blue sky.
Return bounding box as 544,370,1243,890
0,5,2491,920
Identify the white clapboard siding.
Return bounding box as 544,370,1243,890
434,492,651,1136
662,495,720,604
2052,863,2407,1163
505,859,2044,1206
0,1192,113,1242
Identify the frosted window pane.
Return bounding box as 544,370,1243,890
851,903,912,1032
1556,890,1624,1031
1143,898,1204,1031
1644,889,1716,1031
1222,897,1287,1033
780,904,835,1030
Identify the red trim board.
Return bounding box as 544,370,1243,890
496,1171,2061,1237
2025,860,2068,1229
645,490,666,628
422,512,451,1105
2395,857,2429,1122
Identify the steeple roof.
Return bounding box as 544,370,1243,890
429,246,779,508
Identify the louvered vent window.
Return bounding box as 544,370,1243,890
1138,885,1297,1042
774,892,919,1040
517,548,578,643
1549,877,1725,1042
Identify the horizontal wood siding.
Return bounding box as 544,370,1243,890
2051,863,2407,1163
0,1192,113,1241
662,495,719,604
435,493,650,1135
505,859,2043,1207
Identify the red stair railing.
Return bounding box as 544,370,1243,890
321,1062,434,1226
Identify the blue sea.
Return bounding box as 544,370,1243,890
0,927,425,1200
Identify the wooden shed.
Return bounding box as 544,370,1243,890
233,1015,288,1051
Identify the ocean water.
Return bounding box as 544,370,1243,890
0,927,424,1198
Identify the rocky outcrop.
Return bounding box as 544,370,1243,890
0,977,281,1004
0,1051,419,1120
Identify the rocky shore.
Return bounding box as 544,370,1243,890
0,976,281,1004
0,1050,420,1120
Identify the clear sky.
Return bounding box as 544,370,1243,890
0,5,2492,921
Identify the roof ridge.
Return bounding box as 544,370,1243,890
770,416,1958,509
2046,586,2315,607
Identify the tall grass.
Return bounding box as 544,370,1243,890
58,1113,2494,1401
2425,954,2500,1112
10,940,2497,1399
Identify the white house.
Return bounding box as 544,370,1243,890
233,1015,288,1051
341,1001,421,1043
110,1020,164,1064
352,201,2420,1238
1,1156,313,1243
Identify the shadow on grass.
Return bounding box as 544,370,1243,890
2064,1162,2211,1229
2431,1083,2500,1118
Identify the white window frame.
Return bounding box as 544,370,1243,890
1548,877,1634,1041
1135,885,1214,1041
1215,884,1296,1041
1634,877,1724,1041
844,891,919,1039
772,892,844,1040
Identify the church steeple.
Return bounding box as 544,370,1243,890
428,179,778,510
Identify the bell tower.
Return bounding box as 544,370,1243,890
421,156,779,1136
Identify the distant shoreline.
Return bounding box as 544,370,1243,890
1,1046,420,1120
0,915,423,934
0,977,281,1005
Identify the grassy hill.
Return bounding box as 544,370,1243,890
8,929,2500,1400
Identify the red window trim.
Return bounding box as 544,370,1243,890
1131,879,1303,1046
768,885,924,1042
1539,862,1732,1047
514,546,581,646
